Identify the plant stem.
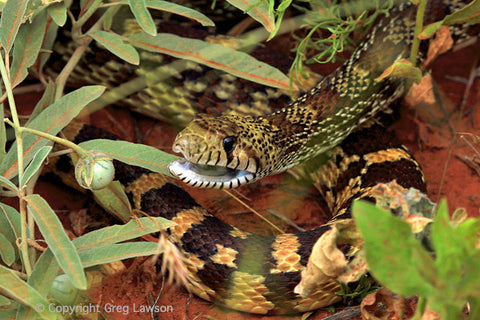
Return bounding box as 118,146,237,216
55,9,104,100
4,118,89,158
54,44,90,100
0,53,32,276
410,0,427,64
412,296,426,319
73,0,104,35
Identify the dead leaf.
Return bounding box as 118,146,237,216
404,73,435,106
423,26,454,69
294,219,366,298
420,307,441,320
406,215,433,233
360,288,398,320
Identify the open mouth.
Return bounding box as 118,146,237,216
168,159,256,189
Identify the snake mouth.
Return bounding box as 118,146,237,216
168,158,256,189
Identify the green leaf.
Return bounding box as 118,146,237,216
0,295,12,306
128,33,293,90
73,217,175,251
0,0,29,53
226,0,274,32
0,203,21,245
0,264,56,320
37,17,59,72
443,0,480,25
1,85,105,179
431,200,462,268
0,103,6,161
21,146,52,187
91,181,133,222
117,0,214,26
28,250,59,294
46,1,66,26
79,242,159,268
375,58,422,84
146,0,214,26
16,250,59,320
24,0,51,22
0,175,18,192
419,20,443,40
10,10,47,88
25,194,87,290
455,218,480,253
25,81,55,125
88,31,140,65
0,308,16,320
78,139,178,177
128,0,157,36
0,232,15,265
352,200,435,296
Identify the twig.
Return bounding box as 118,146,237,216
223,189,284,233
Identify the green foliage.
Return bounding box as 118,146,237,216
353,199,480,320
288,0,396,80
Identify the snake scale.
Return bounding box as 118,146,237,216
56,0,478,315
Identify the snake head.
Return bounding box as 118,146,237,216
168,113,274,189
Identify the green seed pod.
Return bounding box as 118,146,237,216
75,151,115,190
49,274,79,305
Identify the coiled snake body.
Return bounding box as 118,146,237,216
65,0,477,315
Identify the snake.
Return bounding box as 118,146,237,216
56,0,478,315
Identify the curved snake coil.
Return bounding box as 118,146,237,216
161,0,478,314
62,0,478,315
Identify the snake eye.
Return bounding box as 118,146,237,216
222,136,236,155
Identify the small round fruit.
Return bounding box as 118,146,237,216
75,151,115,190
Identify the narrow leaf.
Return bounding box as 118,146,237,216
419,20,443,39
0,203,21,244
25,81,55,125
73,217,175,251
0,103,6,161
352,200,435,296
117,0,214,26
91,181,133,222
88,31,140,65
10,10,47,88
36,17,59,72
78,139,178,177
226,0,274,32
0,295,12,306
0,232,15,265
25,194,87,290
146,0,214,26
0,264,56,320
20,146,52,187
375,59,422,83
443,0,480,25
46,1,67,26
1,85,105,179
0,175,18,192
27,250,59,294
128,32,293,89
128,0,157,36
79,242,159,268
0,0,29,53
16,250,59,320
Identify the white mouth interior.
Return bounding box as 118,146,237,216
168,159,256,189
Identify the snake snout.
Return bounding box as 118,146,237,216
172,135,207,161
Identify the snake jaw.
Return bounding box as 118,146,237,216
168,158,257,189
